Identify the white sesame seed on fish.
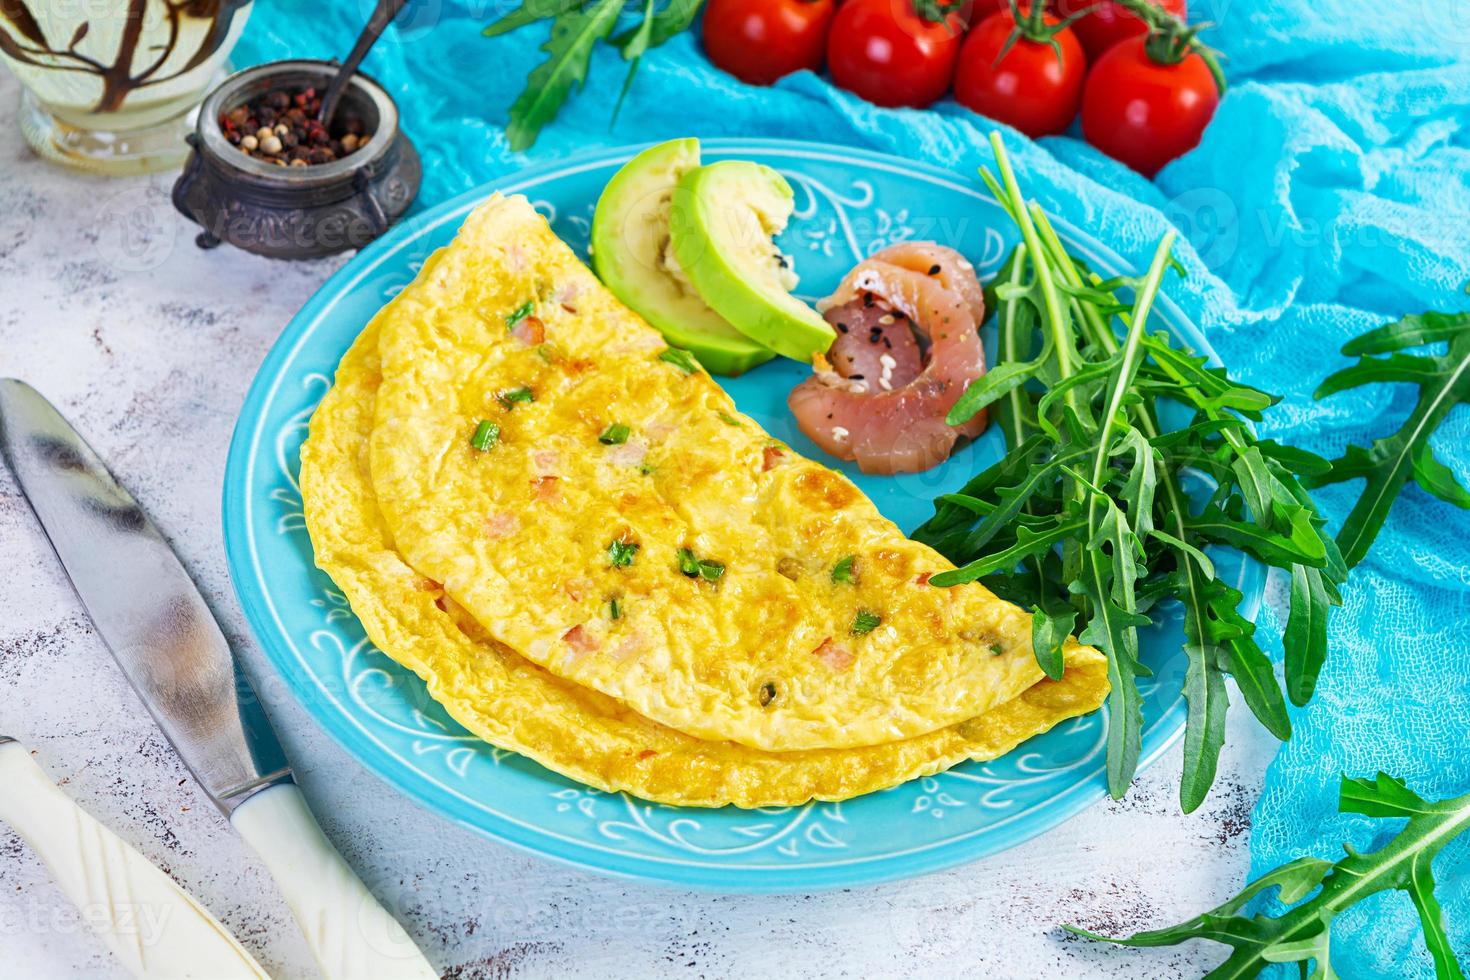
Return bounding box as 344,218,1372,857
878,353,897,391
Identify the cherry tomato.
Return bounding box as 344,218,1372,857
703,0,836,85
826,0,966,108
967,0,1020,15
954,10,1086,137
1054,0,1187,61
961,0,1045,21
1080,34,1220,176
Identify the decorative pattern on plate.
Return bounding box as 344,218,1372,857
224,140,1263,892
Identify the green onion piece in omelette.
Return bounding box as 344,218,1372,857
470,420,500,452
608,539,639,567
506,300,534,329
717,411,742,427
676,547,725,582
851,610,881,635
659,347,701,375
497,386,535,409
608,597,622,620
831,555,856,584
599,423,632,445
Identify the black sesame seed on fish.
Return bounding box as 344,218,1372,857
848,373,865,380
882,336,892,349
836,322,849,333
928,264,942,275
862,291,875,307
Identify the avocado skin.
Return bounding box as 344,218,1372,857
591,140,775,377
669,161,835,364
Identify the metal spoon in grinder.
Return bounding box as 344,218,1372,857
318,0,411,130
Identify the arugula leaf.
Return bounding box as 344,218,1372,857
933,446,1092,560
491,1,706,150
610,0,656,124
505,0,624,152
482,0,581,38
1139,333,1278,415
1283,563,1332,706
1030,603,1076,681
930,519,1089,585
1309,311,1470,568
1176,565,1238,810
915,133,1339,808
1075,498,1150,797
1221,635,1290,741
1069,772,1470,980
1076,232,1173,799
946,352,1050,425
1255,438,1334,478
614,0,703,48
1184,504,1328,568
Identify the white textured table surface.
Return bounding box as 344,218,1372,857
0,70,1275,979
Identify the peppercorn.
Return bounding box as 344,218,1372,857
218,84,374,168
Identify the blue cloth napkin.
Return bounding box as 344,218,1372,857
237,2,1470,974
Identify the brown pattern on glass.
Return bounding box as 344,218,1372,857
0,0,246,112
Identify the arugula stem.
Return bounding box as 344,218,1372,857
987,135,1096,602
1031,208,1116,354
988,134,1078,408
1088,231,1176,491
998,243,1034,452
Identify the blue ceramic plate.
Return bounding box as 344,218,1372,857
224,139,1262,893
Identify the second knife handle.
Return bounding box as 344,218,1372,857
0,742,268,980
230,782,438,980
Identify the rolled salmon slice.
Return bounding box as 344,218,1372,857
789,243,988,475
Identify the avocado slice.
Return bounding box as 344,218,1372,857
669,161,835,363
591,139,775,376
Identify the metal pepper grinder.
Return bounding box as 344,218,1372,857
170,0,421,259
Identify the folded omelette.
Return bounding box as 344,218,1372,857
300,193,1110,807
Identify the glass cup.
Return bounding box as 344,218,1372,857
0,0,254,176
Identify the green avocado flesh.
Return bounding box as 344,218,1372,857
591,139,775,376
669,161,835,363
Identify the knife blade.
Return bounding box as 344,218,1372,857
0,379,437,980
0,378,290,812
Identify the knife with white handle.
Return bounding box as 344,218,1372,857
0,737,269,980
0,379,438,980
